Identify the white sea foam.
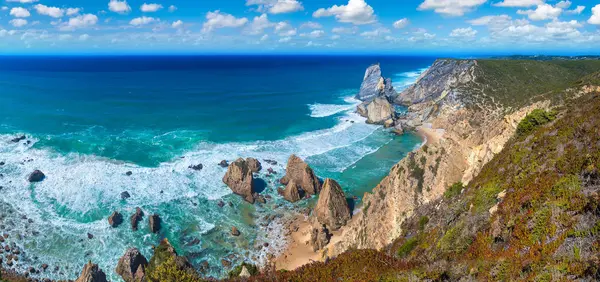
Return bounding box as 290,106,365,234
308,96,361,118
393,67,430,91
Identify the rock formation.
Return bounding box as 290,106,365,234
282,180,302,203
222,158,256,203
355,64,397,101
147,238,193,275
280,155,321,196
27,170,45,182
246,157,262,173
313,178,351,231
149,214,161,233
108,211,123,228
75,262,108,282
231,226,241,236
310,224,332,251
115,248,148,282
130,207,144,231
357,97,395,125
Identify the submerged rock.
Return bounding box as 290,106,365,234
356,64,397,102
280,155,321,196
231,226,241,236
130,208,144,231
125,171,133,176
246,157,262,173
75,262,108,282
11,135,26,143
188,164,203,171
108,211,123,228
120,191,131,200
149,214,161,233
264,159,278,165
218,160,229,168
28,170,45,182
116,248,148,282
222,158,256,203
314,178,351,231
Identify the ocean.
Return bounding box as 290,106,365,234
0,55,433,279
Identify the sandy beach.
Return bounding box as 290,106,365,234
416,124,445,145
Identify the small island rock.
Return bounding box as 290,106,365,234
115,248,148,282
222,158,256,203
313,178,351,231
280,155,321,196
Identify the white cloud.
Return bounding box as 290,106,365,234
246,13,274,35
9,19,27,27
589,4,600,25
61,14,98,30
79,34,90,41
6,0,38,3
555,1,571,9
566,6,585,15
409,29,436,42
172,20,183,28
275,21,296,36
418,0,487,16
202,10,248,33
517,3,562,21
260,34,269,41
279,36,291,42
450,26,478,37
168,5,177,12
10,7,30,18
300,21,322,29
59,34,72,40
493,0,543,7
393,18,409,29
34,4,64,18
130,16,157,26
246,0,304,14
141,3,162,12
66,8,80,16
313,0,376,25
331,34,340,39
332,26,358,34
300,29,325,38
360,27,390,37
108,0,131,14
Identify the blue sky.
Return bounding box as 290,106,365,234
0,0,599,54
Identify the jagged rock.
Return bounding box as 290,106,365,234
0,161,5,166
264,159,278,165
149,214,161,233
314,178,351,231
222,158,256,203
75,262,108,282
28,170,45,182
130,207,144,231
359,97,395,125
108,211,123,228
239,265,251,278
218,160,229,168
246,157,262,173
41,264,48,271
310,224,331,251
188,164,203,171
148,239,193,275
121,191,131,200
11,135,26,143
282,180,302,203
221,259,232,268
231,226,241,236
356,64,397,101
116,248,148,282
217,201,225,208
393,123,404,135
280,155,321,196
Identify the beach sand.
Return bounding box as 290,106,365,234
416,124,444,145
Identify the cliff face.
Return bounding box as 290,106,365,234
324,59,559,257
356,64,397,101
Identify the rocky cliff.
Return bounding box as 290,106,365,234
355,63,397,101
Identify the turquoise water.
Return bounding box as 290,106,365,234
0,56,431,280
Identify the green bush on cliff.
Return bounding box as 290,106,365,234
146,256,202,282
444,182,464,198
227,263,258,279
516,109,557,136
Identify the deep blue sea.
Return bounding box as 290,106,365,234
0,55,433,280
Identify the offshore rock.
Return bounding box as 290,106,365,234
130,207,144,231
223,158,256,203
108,211,123,228
280,155,321,196
246,157,262,173
356,64,397,101
314,178,351,231
149,214,161,233
75,262,108,282
360,97,395,125
28,170,45,182
282,180,302,203
115,248,148,282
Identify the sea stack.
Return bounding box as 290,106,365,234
222,158,256,203
115,248,148,282
75,262,108,282
313,178,351,231
356,63,397,102
280,155,321,196
357,97,396,126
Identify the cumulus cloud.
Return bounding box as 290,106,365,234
6,0,38,3
172,20,183,28
246,14,274,35
566,6,585,15
79,34,90,41
10,19,27,27
34,4,64,18
261,34,269,41
275,21,297,36
589,4,600,25
393,18,410,29
493,0,543,7
360,27,390,37
246,0,304,14
300,29,325,38
130,16,157,26
168,5,177,12
108,0,131,14
141,3,162,12
202,10,248,33
450,27,478,37
313,0,376,25
332,26,358,34
66,8,80,16
300,21,322,29
418,0,487,16
279,36,291,42
517,3,562,21
61,14,98,30
10,7,30,18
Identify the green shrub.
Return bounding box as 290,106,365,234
444,182,464,198
517,109,557,136
397,237,419,258
419,216,430,231
472,181,503,213
146,256,203,282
